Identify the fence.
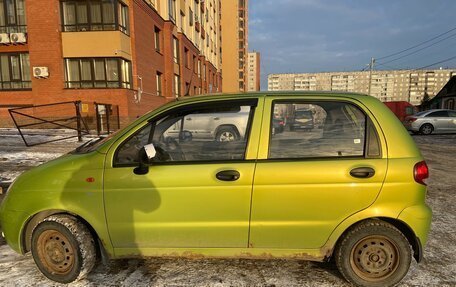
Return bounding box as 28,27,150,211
9,101,120,147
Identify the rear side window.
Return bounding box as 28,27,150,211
426,111,448,117
269,101,376,159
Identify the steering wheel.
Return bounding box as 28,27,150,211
163,137,185,161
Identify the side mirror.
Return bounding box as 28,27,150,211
179,130,193,142
134,143,156,175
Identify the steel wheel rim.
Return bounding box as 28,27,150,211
219,131,235,142
36,230,75,275
350,235,400,282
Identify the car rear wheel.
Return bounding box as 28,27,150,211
334,220,411,287
31,215,96,283
216,127,239,142
419,124,434,135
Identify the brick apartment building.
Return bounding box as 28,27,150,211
0,0,224,126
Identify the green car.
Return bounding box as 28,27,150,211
0,92,431,287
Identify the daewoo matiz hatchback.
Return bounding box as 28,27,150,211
0,92,432,287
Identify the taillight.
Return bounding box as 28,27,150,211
414,161,429,185
408,117,417,123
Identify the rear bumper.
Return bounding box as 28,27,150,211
403,122,420,132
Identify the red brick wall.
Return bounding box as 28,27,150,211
129,0,168,119
179,33,200,97
0,0,223,128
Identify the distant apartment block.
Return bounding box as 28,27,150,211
268,69,456,105
247,51,260,91
221,0,248,93
0,0,230,125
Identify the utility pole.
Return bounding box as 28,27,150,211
368,57,375,95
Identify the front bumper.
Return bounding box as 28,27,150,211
0,208,26,254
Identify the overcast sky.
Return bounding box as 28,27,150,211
249,0,456,89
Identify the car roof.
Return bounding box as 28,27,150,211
172,91,369,104
419,109,453,114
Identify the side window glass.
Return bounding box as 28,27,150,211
426,111,448,117
114,102,255,165
448,111,456,117
269,102,366,159
115,124,152,164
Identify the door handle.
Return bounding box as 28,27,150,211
216,170,240,181
350,167,375,179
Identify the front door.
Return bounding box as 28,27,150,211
103,99,260,252
250,98,388,249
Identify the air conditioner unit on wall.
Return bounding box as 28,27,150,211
33,67,49,78
10,32,26,44
0,33,10,44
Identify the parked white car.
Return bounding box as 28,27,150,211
404,109,456,135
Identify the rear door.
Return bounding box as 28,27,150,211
250,97,388,249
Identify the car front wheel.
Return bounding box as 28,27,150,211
334,219,412,287
31,215,96,283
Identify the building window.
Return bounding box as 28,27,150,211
197,59,201,77
64,57,132,89
202,63,206,80
192,55,197,73
154,26,161,52
189,8,193,26
0,53,31,90
173,36,179,64
179,10,185,33
168,0,176,23
173,74,180,98
118,1,129,34
184,47,189,68
156,71,162,96
61,0,129,35
194,0,199,23
0,0,27,33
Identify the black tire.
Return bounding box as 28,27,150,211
334,219,412,287
216,126,239,142
419,123,434,135
31,215,96,283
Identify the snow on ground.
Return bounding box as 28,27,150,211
0,129,455,286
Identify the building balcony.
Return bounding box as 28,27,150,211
62,31,131,60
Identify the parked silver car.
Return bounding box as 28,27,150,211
404,109,456,135
164,105,251,141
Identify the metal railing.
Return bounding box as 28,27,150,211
8,101,90,147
